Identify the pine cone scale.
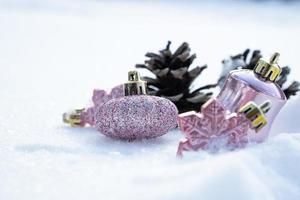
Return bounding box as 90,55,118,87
135,41,216,113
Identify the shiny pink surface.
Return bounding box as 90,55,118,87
217,69,287,142
177,98,251,156
95,95,178,140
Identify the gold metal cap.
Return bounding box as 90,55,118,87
239,101,271,132
63,108,84,127
254,52,281,82
124,71,147,96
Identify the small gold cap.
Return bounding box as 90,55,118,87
124,71,147,96
63,109,84,127
239,101,271,132
254,52,281,82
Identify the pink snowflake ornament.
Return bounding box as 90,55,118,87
177,98,251,156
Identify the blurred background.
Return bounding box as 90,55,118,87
1,0,299,131
1,1,300,199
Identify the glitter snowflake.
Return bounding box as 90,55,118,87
177,98,251,156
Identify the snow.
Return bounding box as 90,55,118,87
1,1,300,199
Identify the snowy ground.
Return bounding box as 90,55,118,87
1,1,300,199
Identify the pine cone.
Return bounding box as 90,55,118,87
283,81,300,99
136,41,217,113
218,49,299,99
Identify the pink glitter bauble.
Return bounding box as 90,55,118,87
95,95,178,140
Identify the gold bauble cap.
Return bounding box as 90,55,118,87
239,101,271,132
124,71,147,96
63,108,84,127
254,52,281,82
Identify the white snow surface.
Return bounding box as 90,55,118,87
1,1,300,199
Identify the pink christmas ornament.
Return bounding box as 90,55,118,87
63,71,178,141
217,53,287,142
177,53,288,156
95,71,178,140
177,98,251,156
96,95,178,140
